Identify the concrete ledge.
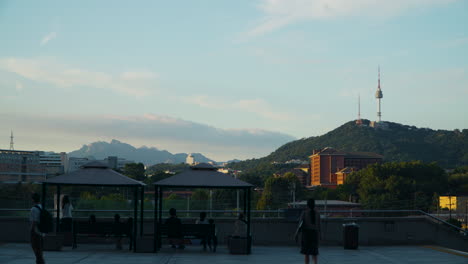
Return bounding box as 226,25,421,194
43,234,63,251
1,216,466,252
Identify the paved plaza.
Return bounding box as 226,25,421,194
0,243,466,264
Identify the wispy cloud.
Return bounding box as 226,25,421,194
245,0,457,38
0,57,157,97
15,81,23,91
185,95,295,121
0,112,296,160
40,32,57,46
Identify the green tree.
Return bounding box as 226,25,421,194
257,172,304,210
342,161,448,210
122,163,146,181
191,189,209,200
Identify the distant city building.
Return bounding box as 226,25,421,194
186,153,195,165
67,156,134,172
0,149,46,182
217,168,230,174
103,156,134,170
309,147,383,188
285,159,307,164
38,151,67,177
67,157,90,173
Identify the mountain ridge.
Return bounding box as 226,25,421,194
229,120,468,171
68,139,215,166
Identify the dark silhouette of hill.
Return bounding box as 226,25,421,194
230,120,468,171
68,139,214,166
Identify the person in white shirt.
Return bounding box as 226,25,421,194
232,213,247,237
30,193,45,264
60,195,73,232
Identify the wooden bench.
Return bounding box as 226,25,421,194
157,224,217,250
72,221,133,249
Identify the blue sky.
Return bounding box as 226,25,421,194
0,0,467,161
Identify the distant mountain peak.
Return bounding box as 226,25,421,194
110,139,122,144
68,139,214,166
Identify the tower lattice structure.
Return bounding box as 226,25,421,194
9,130,14,150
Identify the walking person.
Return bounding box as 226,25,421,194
30,193,45,264
298,199,321,264
60,195,73,231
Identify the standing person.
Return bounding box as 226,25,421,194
30,193,45,264
165,208,184,249
299,199,321,264
60,195,73,232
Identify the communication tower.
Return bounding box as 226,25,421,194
9,130,14,150
355,94,363,126
375,66,383,122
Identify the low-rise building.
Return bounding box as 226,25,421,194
309,147,383,188
38,151,67,177
67,156,135,173
0,149,46,182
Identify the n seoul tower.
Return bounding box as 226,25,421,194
375,66,383,122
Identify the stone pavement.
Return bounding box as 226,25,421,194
0,243,467,264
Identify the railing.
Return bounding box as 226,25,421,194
1,208,466,236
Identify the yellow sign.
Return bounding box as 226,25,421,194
439,196,457,210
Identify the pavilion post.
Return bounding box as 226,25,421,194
133,187,138,252
41,183,47,210
140,186,144,236
243,189,247,216
158,187,163,249
246,187,251,254
154,186,158,252
56,185,61,233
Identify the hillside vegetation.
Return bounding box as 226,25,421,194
230,120,468,174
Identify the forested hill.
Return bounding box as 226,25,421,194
229,120,468,171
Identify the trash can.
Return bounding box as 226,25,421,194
343,223,359,249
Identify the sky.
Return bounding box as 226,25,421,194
0,0,467,161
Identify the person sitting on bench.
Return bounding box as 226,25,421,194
207,219,218,252
113,214,123,250
165,208,184,249
196,212,209,250
232,213,247,237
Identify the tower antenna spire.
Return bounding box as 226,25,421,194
355,93,363,126
378,65,381,89
9,130,14,150
358,93,361,119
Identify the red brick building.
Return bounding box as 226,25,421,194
309,147,383,188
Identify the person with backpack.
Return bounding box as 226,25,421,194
30,193,46,264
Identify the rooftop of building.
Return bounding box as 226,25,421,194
309,147,383,159
337,167,356,174
1,243,466,264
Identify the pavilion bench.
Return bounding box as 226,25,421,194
157,223,217,250
72,221,133,249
